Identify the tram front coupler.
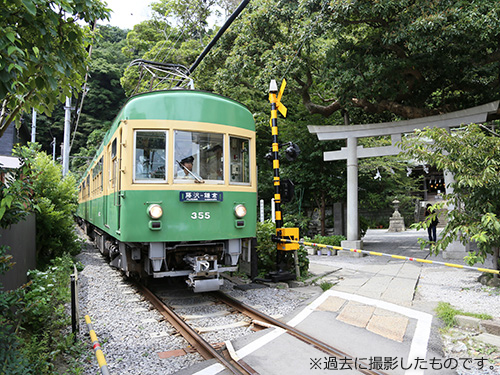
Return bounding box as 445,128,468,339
184,254,223,292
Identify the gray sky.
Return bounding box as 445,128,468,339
101,0,155,30
100,0,224,30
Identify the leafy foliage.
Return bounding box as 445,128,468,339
400,124,500,270
0,244,31,374
307,234,346,248
256,220,309,277
0,145,37,228
201,0,500,119
33,25,129,176
0,142,84,373
28,150,80,266
2,144,80,266
0,246,77,374
0,0,110,134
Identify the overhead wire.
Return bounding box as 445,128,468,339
159,2,205,65
151,2,194,63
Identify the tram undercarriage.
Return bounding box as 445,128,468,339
89,225,245,292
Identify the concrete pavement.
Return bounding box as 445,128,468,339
307,229,432,344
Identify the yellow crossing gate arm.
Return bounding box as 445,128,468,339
277,238,500,275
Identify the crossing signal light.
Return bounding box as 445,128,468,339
280,179,295,203
285,142,300,161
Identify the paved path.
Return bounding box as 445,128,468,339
308,229,440,346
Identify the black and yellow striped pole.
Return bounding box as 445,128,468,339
269,80,285,230
268,80,299,281
269,80,284,275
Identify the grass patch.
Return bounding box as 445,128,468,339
320,281,334,291
435,302,493,328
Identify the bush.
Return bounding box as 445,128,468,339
0,145,83,374
0,246,78,374
0,248,31,374
0,145,36,228
256,220,309,277
256,220,276,274
308,234,346,247
29,151,81,266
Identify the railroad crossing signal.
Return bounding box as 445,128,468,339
276,228,300,251
268,79,300,277
276,79,287,117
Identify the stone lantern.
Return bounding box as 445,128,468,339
388,200,405,232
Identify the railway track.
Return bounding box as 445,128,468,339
137,283,257,375
137,282,387,375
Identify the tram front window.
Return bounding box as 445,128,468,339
174,131,224,183
134,131,167,181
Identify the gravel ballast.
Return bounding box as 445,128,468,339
75,238,314,374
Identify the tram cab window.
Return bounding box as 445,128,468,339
134,131,167,182
174,130,224,183
229,137,250,184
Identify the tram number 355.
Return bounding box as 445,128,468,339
191,212,211,220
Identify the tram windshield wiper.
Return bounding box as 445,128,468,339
176,160,204,183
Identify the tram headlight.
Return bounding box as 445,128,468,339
234,204,247,218
147,204,163,219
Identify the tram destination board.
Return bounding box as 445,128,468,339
179,191,223,202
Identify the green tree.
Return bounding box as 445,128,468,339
33,25,128,174
120,13,216,95
151,0,217,44
0,0,110,135
400,124,500,274
200,0,500,119
357,136,423,227
122,19,169,60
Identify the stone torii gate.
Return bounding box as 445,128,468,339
308,100,500,258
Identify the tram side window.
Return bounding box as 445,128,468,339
174,130,224,183
229,137,250,184
134,131,167,181
110,139,117,189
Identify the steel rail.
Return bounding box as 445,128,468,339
136,284,253,375
215,291,388,375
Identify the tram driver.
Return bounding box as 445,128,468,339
176,156,201,180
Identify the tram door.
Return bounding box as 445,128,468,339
103,144,109,228
108,136,120,231
114,129,123,232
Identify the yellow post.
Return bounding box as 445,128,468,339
85,315,110,375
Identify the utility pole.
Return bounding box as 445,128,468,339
62,96,72,176
31,108,36,143
51,137,56,162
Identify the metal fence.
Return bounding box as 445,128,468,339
0,213,36,291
